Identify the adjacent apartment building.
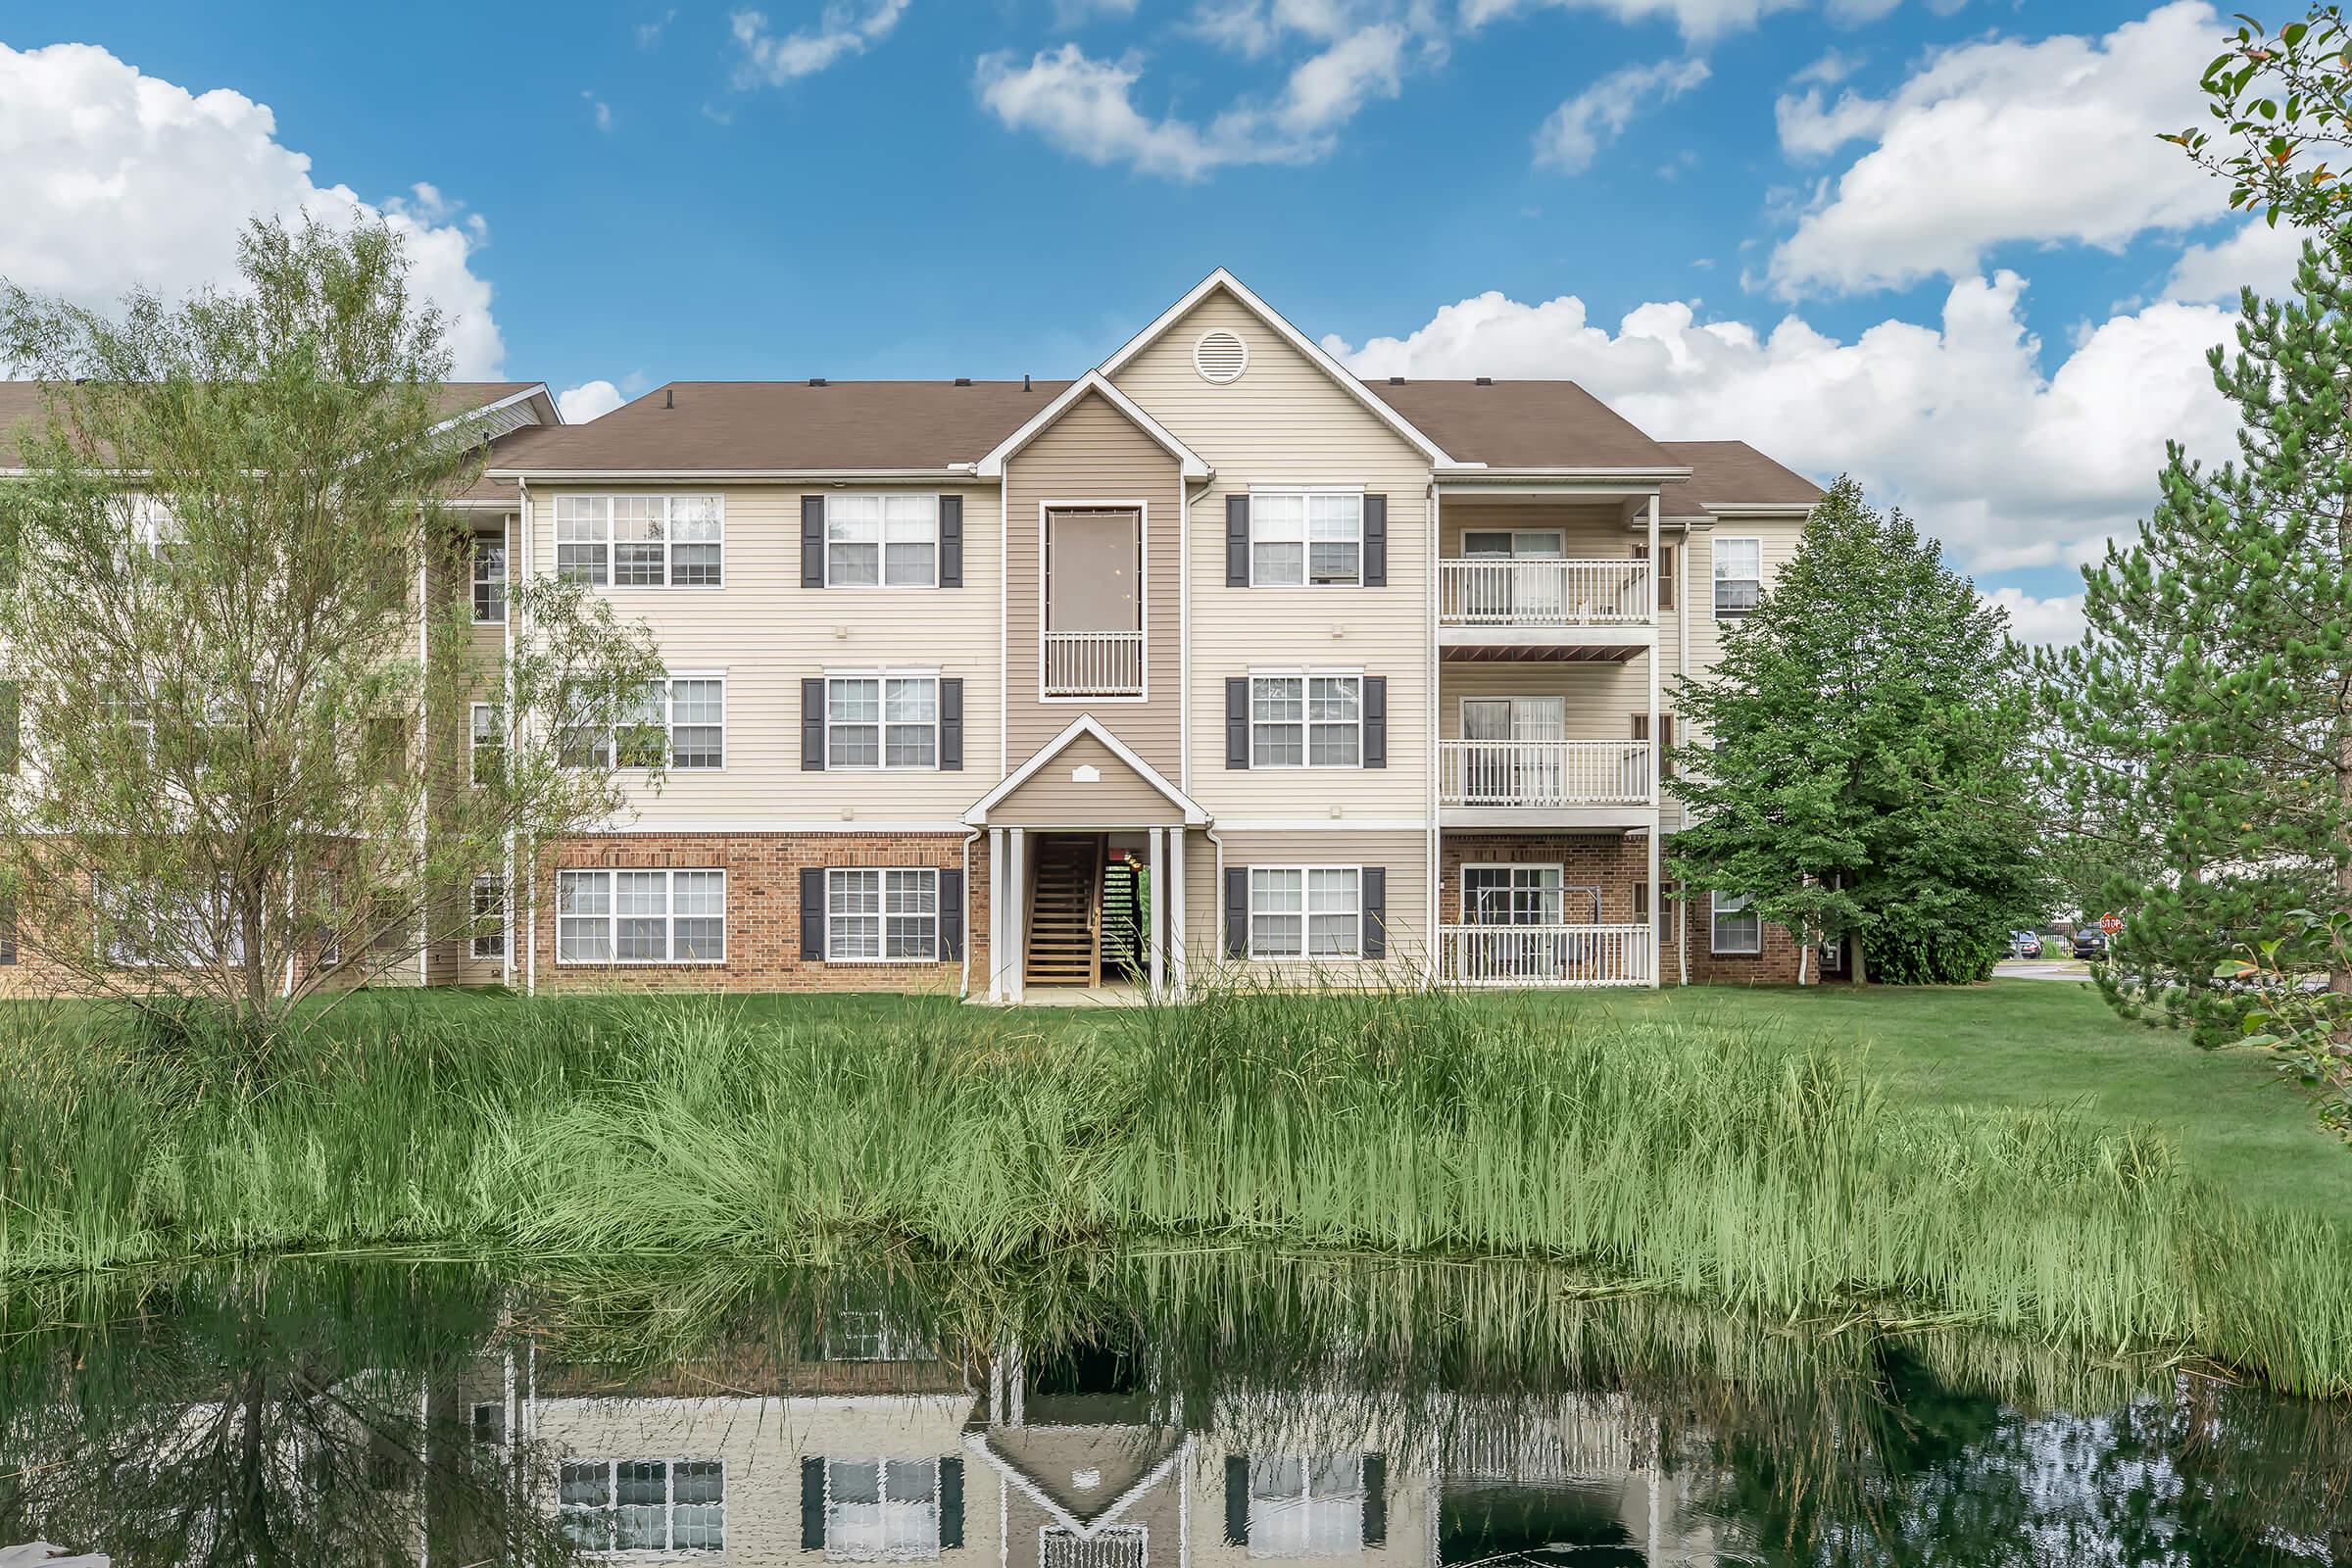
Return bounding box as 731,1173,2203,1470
430,271,1830,1000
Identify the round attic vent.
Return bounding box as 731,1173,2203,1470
1194,327,1249,385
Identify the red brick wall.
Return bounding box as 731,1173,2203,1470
525,832,988,995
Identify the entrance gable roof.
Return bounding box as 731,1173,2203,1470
962,714,1209,828
976,370,1209,479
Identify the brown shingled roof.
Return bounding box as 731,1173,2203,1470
490,380,1075,473
0,380,546,469
1660,440,1824,510
1363,379,1676,470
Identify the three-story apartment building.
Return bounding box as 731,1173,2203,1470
444,271,1827,1000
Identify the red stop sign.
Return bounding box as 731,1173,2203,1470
2098,913,2124,936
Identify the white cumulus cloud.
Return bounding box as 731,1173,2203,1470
0,41,505,376
558,380,628,423
1983,586,2089,648
731,0,911,85
1536,56,1708,173
1767,2,2231,297
1326,273,2240,573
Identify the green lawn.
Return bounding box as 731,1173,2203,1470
1504,979,2352,1216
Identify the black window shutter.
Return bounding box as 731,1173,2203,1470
940,678,964,770
940,1456,965,1548
801,867,827,961
1226,495,1250,586
0,681,19,774
1224,1455,1251,1545
1225,678,1250,769
1361,677,1386,768
0,903,17,965
939,869,965,961
940,496,963,588
801,1456,827,1550
802,496,826,588
1362,1454,1386,1546
1362,495,1387,587
1224,867,1250,959
1361,866,1388,959
802,679,827,771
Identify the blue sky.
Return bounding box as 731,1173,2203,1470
0,1,2294,638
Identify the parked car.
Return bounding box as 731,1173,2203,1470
2010,930,2043,958
2072,929,2108,961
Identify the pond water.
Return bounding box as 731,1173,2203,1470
1,1253,2347,1565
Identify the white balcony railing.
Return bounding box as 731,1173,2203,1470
1441,923,1654,988
1044,630,1145,697
1439,740,1652,808
1439,559,1652,628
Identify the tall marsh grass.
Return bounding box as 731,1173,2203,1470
3,988,2351,1394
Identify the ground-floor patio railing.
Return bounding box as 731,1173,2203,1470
1439,922,1654,987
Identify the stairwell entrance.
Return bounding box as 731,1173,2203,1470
1023,833,1153,989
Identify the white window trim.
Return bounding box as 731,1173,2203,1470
1711,891,1762,956
471,533,507,623
469,702,499,785
1246,485,1366,589
1459,863,1590,927
554,867,728,966
822,1454,944,1561
570,673,727,774
557,1456,726,1554
1248,667,1366,770
824,866,944,965
469,874,507,960
825,493,941,590
554,493,726,590
1243,1453,1367,1560
1246,864,1368,963
824,668,943,772
1713,535,1762,618
1037,498,1151,706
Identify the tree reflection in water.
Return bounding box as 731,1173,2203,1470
1,1253,2346,1566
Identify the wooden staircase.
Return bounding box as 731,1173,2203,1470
1025,835,1103,988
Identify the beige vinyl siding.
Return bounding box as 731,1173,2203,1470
521,483,1002,826
1109,291,1433,821
987,732,1184,828
1192,827,1429,987
1001,393,1183,778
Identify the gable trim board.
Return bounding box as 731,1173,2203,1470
1096,269,1465,470
978,370,1210,479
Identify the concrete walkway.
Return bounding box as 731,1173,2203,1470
1993,958,2094,982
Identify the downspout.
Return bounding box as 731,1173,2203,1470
1677,517,1690,988
1644,493,1661,991
416,512,432,990
1184,473,1215,798
504,500,517,991
958,828,980,1000
1205,826,1228,986
520,477,537,998
1425,477,1442,991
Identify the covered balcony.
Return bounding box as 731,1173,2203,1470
1043,507,1145,698
1438,738,1654,828
1435,509,1660,659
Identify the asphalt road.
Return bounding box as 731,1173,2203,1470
1993,958,2094,982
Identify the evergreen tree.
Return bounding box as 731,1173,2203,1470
1669,480,2045,984
2040,238,2352,1042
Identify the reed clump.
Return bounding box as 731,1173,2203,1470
2,987,2349,1394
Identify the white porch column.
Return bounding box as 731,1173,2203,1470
1167,826,1188,998
988,829,1006,1001
1006,827,1027,1004
1148,827,1168,1001
1646,491,1664,990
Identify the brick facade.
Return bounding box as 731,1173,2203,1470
527,831,988,995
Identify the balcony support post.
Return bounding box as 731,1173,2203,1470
1149,827,1167,1002
1646,492,1663,990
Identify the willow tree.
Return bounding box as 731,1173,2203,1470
0,217,660,1048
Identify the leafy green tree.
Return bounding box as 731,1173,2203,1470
2169,7,2352,234
1667,479,2046,984
2037,237,2352,1042
0,217,661,1051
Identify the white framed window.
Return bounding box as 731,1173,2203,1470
1250,673,1360,767
561,676,724,771
827,868,940,962
556,869,726,964
826,673,938,769
827,1307,933,1362
1250,491,1361,586
1711,891,1762,955
469,875,506,960
469,703,501,784
824,1457,940,1559
1249,868,1362,960
97,881,245,968
1247,1455,1364,1558
1714,537,1762,616
555,495,724,587
1462,865,1568,927
471,535,506,622
559,1458,724,1553
827,494,939,587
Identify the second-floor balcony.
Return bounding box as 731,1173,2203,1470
1438,558,1653,655
1439,739,1654,826
1043,630,1145,697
